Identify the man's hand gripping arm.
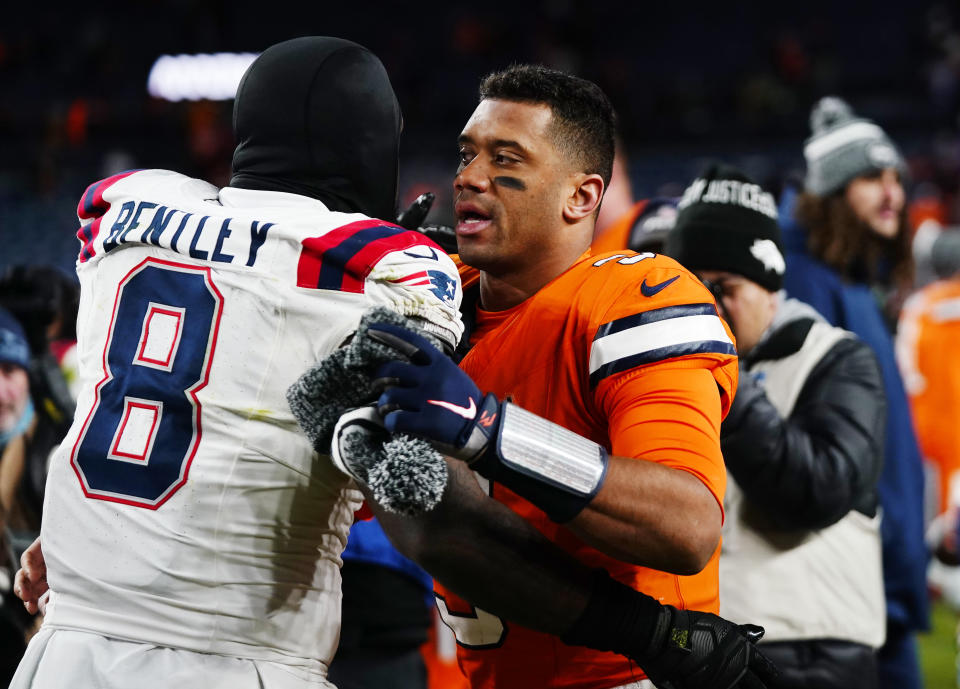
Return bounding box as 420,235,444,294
14,536,47,615
285,307,452,516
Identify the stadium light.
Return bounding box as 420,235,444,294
147,52,259,102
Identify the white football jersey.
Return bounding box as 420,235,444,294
40,169,463,679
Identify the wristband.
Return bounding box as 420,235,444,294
470,400,609,523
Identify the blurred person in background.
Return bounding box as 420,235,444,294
0,309,32,457
0,307,36,687
329,516,434,689
592,197,678,255
0,266,80,557
898,227,960,603
779,95,928,689
666,163,887,688
0,265,81,417
0,306,42,541
0,268,83,681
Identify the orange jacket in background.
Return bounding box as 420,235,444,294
591,200,648,254
898,278,960,514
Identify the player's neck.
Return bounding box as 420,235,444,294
479,236,591,311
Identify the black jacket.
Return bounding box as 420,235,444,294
721,316,885,531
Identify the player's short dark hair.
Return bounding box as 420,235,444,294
479,64,616,187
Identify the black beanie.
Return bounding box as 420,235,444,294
664,163,786,291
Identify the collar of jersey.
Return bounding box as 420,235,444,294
219,186,331,211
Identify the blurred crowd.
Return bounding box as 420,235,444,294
7,2,960,688
0,266,79,681
7,1,960,275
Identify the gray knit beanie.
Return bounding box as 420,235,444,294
803,96,906,196
931,229,960,280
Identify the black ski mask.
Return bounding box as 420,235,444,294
230,37,402,223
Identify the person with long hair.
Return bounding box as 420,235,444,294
779,96,928,689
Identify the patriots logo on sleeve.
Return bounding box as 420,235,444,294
389,270,458,305
427,270,457,305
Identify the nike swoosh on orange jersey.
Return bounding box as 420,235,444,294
427,398,477,419
640,275,679,297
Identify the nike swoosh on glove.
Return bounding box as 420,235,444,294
365,322,496,461
366,321,608,523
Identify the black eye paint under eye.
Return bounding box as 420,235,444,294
494,176,527,191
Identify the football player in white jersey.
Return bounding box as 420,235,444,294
12,37,775,689
9,36,463,689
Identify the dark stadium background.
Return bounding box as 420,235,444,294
4,1,960,686
3,0,959,275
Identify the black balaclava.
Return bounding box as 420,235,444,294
230,37,402,223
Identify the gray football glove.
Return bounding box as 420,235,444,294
331,406,447,516
286,306,447,452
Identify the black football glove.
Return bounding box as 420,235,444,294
638,605,778,689
562,570,779,689
416,223,457,254
396,192,435,231
396,191,458,253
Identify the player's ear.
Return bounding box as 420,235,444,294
563,173,604,223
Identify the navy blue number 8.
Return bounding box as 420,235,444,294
71,259,223,508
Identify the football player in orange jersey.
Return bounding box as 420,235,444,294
346,65,777,689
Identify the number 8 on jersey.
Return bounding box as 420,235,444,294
70,258,223,508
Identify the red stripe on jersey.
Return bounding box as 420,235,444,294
297,237,328,289
77,170,139,220
388,270,432,286
341,233,436,292
76,170,140,264
297,219,443,293
296,219,387,289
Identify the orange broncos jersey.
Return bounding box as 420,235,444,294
898,278,960,514
440,250,737,689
